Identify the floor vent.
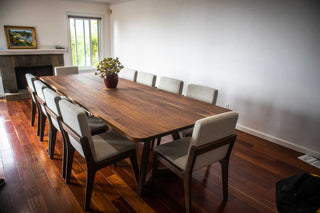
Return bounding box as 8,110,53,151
298,155,320,169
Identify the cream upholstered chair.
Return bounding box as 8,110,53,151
54,66,78,76
119,67,137,82
152,111,238,213
59,99,139,210
34,80,49,141
136,71,156,87
158,76,184,95
187,84,218,105
25,73,37,126
179,84,219,138
43,88,63,159
43,89,108,178
54,65,94,113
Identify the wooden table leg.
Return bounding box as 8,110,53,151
137,140,151,195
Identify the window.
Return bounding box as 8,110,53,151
68,16,101,67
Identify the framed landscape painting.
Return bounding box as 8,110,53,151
4,26,37,49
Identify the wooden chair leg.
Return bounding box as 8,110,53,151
220,159,229,201
183,174,192,213
60,130,69,179
129,153,139,183
84,168,96,210
62,137,67,178
66,147,75,184
31,100,36,126
48,124,57,159
36,104,41,136
39,112,47,141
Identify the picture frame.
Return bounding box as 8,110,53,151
4,25,37,49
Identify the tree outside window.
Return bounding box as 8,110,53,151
69,16,100,67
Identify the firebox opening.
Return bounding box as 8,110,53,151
15,65,53,90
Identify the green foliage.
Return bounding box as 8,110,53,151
70,18,100,67
91,20,99,66
95,57,124,78
91,36,98,65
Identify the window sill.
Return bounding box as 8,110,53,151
78,66,96,74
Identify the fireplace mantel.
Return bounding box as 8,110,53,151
0,48,67,56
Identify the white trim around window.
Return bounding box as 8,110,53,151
66,12,105,69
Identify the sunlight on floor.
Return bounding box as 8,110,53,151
0,112,15,175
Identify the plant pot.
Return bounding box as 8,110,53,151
104,73,119,89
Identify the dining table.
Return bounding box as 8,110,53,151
40,73,230,195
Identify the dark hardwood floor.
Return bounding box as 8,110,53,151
0,99,319,213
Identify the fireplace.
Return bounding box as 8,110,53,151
15,65,53,91
0,50,65,100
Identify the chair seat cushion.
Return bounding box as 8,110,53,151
88,116,108,135
93,130,137,162
154,137,191,170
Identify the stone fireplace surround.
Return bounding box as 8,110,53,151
0,49,66,100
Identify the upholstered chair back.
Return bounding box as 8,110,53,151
54,66,79,76
43,88,61,131
25,73,37,103
158,76,184,95
136,71,157,87
25,73,36,92
189,111,238,170
34,80,48,115
187,84,218,105
59,100,94,158
120,68,137,82
34,80,47,102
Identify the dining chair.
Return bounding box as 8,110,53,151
152,111,238,213
136,71,157,87
54,66,79,75
186,84,218,105
25,73,37,126
43,89,109,178
34,80,49,141
119,67,137,82
158,76,184,95
54,65,96,114
59,99,139,210
179,84,218,138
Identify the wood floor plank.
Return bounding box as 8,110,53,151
0,124,31,213
107,174,156,213
8,129,49,213
74,170,120,212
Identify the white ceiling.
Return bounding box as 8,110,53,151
65,0,133,5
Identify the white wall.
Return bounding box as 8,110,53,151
0,0,110,66
111,0,320,157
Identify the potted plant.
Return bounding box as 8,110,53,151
95,57,124,89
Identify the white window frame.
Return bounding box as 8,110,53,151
66,13,104,70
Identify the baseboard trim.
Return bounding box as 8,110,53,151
236,124,320,159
